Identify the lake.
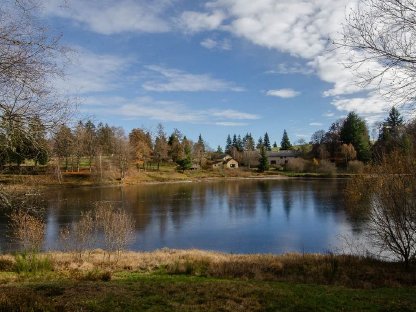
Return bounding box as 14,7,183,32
0,178,367,254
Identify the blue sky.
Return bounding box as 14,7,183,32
40,0,394,149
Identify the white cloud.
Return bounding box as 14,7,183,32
143,65,243,92
54,47,131,94
331,92,392,115
210,109,259,120
179,0,399,119
266,89,300,98
179,10,226,33
200,38,232,50
215,122,248,126
43,0,172,34
309,122,323,126
267,62,314,75
180,0,350,58
81,96,259,124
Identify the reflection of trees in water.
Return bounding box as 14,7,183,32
281,181,293,219
311,179,366,234
0,179,369,251
258,181,272,215
123,183,208,235
280,180,310,219
311,179,345,214
226,182,257,217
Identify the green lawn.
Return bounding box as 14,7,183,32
0,272,415,311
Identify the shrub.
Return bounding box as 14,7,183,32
14,253,53,274
58,202,135,259
9,210,45,253
347,160,364,173
317,160,337,175
95,201,135,256
286,158,308,172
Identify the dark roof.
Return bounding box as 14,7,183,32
266,150,299,157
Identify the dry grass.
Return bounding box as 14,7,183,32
1,249,414,288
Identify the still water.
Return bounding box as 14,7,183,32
0,178,366,254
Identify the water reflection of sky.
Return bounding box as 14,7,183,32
0,179,368,254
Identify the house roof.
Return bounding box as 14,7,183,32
266,150,299,157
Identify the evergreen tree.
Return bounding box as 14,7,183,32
243,133,255,168
237,135,243,151
258,146,269,172
273,141,277,148
225,135,232,154
216,145,223,154
232,134,238,149
374,107,407,158
263,132,271,151
177,136,192,172
340,112,371,162
256,137,263,149
243,133,255,151
280,130,292,150
197,134,205,152
168,129,183,162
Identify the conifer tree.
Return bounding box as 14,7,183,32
258,146,269,172
225,135,232,154
280,130,292,150
256,137,263,149
340,112,371,162
264,132,272,151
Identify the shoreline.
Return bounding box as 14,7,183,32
0,248,413,287
0,171,351,189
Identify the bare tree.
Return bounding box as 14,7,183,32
0,0,69,145
153,123,169,170
9,209,45,253
0,0,69,203
113,127,131,180
347,152,416,266
94,201,135,259
339,0,416,104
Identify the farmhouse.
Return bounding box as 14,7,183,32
212,154,239,169
267,150,300,166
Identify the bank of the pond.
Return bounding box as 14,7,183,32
0,169,353,189
0,249,415,311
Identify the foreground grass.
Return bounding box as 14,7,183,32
1,273,415,311
0,249,415,311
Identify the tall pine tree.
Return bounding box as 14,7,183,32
225,135,232,154
258,146,269,172
280,130,292,150
263,132,271,151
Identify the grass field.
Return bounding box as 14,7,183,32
1,273,415,311
0,250,415,311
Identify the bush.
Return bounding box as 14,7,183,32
317,160,337,175
286,158,308,172
94,201,135,256
9,210,45,253
347,160,364,173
